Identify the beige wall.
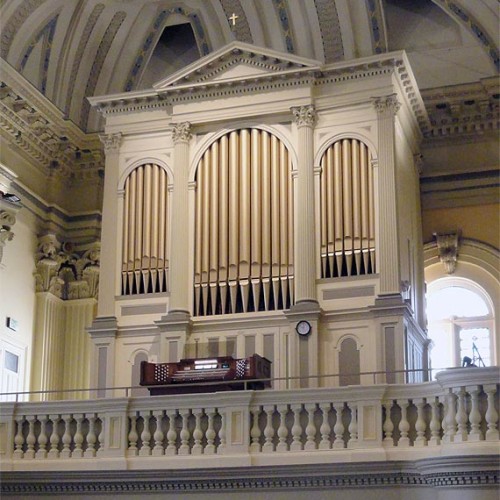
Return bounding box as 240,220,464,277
422,203,500,248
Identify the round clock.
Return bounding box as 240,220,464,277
296,320,312,337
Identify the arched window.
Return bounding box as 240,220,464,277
319,138,375,278
427,278,494,372
121,164,170,295
194,129,294,315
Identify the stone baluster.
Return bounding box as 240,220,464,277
333,403,345,449
25,416,36,459
250,408,261,453
290,404,303,451
428,397,441,446
454,387,468,442
219,411,226,452
36,415,48,459
319,403,331,450
484,384,499,441
152,410,165,456
73,414,84,458
205,409,216,454
414,399,427,447
60,414,73,459
467,386,482,441
139,411,152,456
84,414,97,457
179,410,191,455
383,402,394,445
165,410,177,455
305,403,317,450
348,403,358,448
96,417,104,456
128,414,139,456
48,415,60,458
192,408,203,455
276,405,289,452
398,401,410,447
443,390,457,443
13,415,25,459
263,405,275,452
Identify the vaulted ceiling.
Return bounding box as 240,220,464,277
1,0,498,133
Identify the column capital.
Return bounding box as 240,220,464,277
291,105,316,127
372,94,401,116
99,133,122,154
172,122,192,144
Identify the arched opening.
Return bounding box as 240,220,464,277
427,278,494,373
193,129,294,316
339,338,360,386
131,352,148,397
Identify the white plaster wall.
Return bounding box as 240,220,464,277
0,207,37,396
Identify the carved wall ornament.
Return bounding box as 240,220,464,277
172,122,192,144
434,231,461,274
373,94,401,116
99,132,122,154
291,105,316,127
34,234,100,299
0,194,21,265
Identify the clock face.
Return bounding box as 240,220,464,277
296,320,312,336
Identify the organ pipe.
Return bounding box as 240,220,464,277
320,138,375,278
194,129,294,316
121,163,170,295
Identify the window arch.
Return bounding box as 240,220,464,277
426,277,494,371
193,128,294,316
121,163,170,295
319,138,375,278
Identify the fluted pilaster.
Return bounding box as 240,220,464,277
168,123,192,313
373,95,401,295
97,133,122,315
291,105,317,303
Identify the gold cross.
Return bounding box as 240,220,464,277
229,13,238,26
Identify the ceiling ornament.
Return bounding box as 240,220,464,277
366,0,388,55
18,14,59,95
434,231,461,274
64,4,105,117
219,0,252,44
80,11,127,130
272,0,294,53
314,0,344,63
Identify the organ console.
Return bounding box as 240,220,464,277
140,354,272,395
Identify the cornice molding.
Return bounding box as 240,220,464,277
1,457,498,494
0,59,103,185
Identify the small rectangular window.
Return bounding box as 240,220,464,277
5,351,19,373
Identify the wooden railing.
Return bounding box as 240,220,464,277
0,367,497,470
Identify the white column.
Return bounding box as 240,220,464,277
291,105,317,304
373,95,401,295
168,123,192,314
97,133,122,316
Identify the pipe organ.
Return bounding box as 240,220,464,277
121,163,170,295
194,129,294,316
320,139,375,278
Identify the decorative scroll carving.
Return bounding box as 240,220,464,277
99,133,122,154
0,193,21,264
434,231,460,274
291,105,316,127
34,234,100,299
172,122,192,144
373,94,401,116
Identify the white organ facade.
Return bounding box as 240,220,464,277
87,42,429,392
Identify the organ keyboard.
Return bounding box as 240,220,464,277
140,354,272,395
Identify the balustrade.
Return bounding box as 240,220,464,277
0,368,497,469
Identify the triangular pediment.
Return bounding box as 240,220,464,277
153,41,321,91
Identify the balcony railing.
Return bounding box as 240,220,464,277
0,367,498,471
